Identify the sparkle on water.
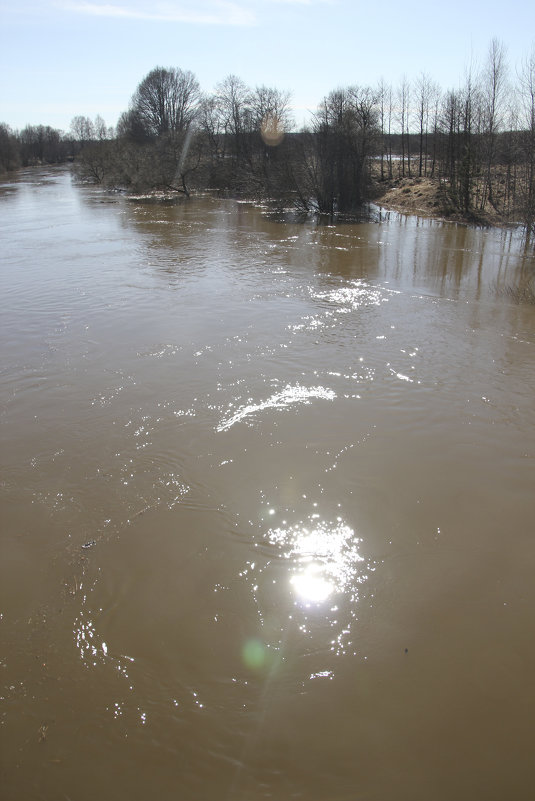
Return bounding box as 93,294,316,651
217,383,336,432
268,519,366,605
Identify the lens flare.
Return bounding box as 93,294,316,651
260,114,285,147
242,638,267,670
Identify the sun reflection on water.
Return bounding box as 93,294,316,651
268,519,365,605
290,567,334,603
244,514,373,658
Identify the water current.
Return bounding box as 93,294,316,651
1,167,535,800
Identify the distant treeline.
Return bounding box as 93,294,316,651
1,39,534,237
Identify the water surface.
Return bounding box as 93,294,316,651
1,168,535,801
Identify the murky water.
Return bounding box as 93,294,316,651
1,167,535,801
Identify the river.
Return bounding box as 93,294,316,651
1,167,535,801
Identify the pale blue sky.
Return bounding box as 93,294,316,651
1,0,533,132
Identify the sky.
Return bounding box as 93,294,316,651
0,0,534,133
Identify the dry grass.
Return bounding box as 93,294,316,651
371,166,528,229
373,176,446,219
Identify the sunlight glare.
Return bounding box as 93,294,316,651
291,566,334,603
268,518,365,607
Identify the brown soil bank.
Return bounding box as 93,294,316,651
373,176,511,228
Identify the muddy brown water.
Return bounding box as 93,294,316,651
1,167,535,801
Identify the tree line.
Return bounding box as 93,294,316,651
0,114,113,172
1,39,534,238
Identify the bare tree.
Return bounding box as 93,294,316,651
480,39,508,209
131,67,200,137
307,85,379,214
377,78,393,180
429,83,442,178
70,115,95,145
251,85,293,144
458,68,479,213
215,74,253,163
440,88,460,193
93,115,109,141
397,77,411,177
518,47,535,239
415,73,437,177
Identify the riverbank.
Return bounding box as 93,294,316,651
372,175,510,227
